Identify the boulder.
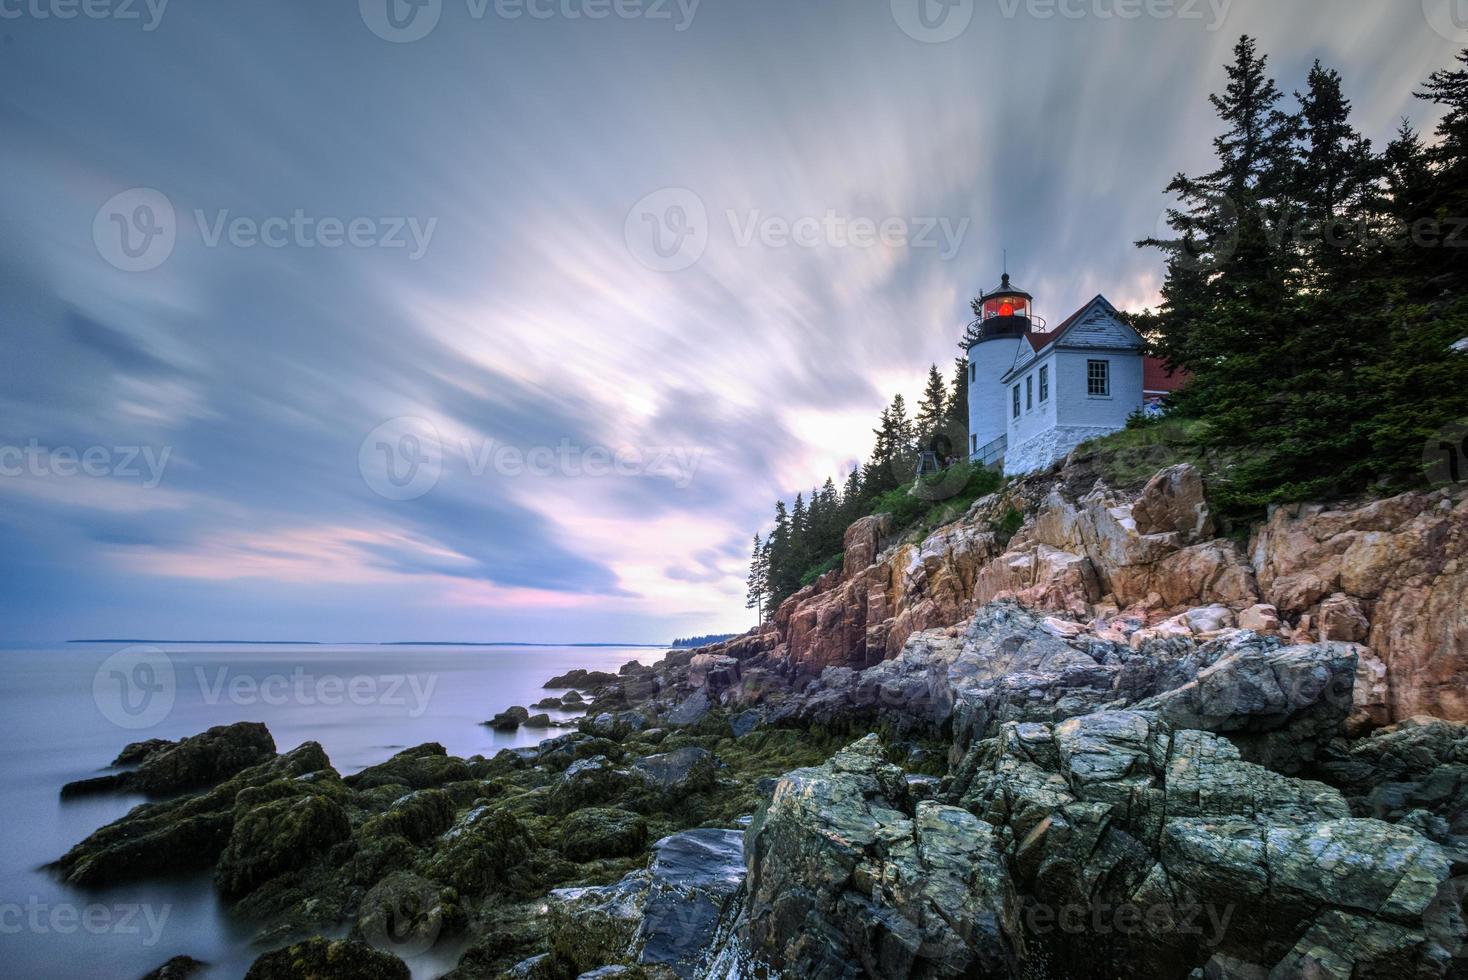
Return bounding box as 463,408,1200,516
549,756,636,814
344,744,471,790
243,937,408,980
62,722,276,797
558,807,648,862
740,734,1019,977
950,710,1464,978
487,706,531,731
630,747,717,797
547,827,747,979
419,805,532,897
1251,491,1468,721
545,669,619,690
56,740,335,887
1132,463,1215,539
215,792,351,898
140,955,206,980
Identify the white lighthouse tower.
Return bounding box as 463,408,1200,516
965,272,1039,464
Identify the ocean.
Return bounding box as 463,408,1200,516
0,641,658,979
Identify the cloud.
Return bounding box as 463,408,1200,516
0,0,1450,640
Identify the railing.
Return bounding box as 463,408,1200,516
959,314,1048,349
972,434,1007,467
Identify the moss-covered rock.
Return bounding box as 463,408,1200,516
360,789,456,845
419,805,533,897
62,722,277,797
55,741,334,887
243,937,408,980
558,807,648,862
216,793,351,898
344,743,472,790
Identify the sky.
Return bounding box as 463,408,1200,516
0,0,1459,643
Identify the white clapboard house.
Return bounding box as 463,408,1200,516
963,273,1185,475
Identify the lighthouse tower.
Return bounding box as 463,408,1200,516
965,273,1038,464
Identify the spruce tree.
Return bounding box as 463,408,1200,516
915,364,949,453
946,358,969,455
744,534,768,623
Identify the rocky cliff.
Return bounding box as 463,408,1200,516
732,458,1466,728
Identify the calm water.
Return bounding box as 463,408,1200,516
0,642,658,979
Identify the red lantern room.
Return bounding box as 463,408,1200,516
978,273,1033,324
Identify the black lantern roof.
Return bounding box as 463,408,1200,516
979,273,1033,302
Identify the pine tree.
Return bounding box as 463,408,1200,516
766,500,795,607
946,358,969,453
744,534,768,623
914,364,949,454
789,492,810,582
840,465,863,526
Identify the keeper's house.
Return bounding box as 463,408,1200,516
963,273,1186,475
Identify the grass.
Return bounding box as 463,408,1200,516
870,461,1005,540
1070,415,1214,489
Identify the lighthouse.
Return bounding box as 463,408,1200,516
964,272,1038,464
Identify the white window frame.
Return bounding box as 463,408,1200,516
1025,375,1033,411
1012,385,1021,418
1039,365,1049,403
1087,359,1111,398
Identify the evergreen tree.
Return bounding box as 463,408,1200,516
744,534,768,623
840,465,863,526
789,492,810,582
1135,40,1468,511
946,358,969,455
914,364,949,453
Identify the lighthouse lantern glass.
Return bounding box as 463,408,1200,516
983,294,1030,320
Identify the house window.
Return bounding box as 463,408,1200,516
1087,359,1110,397
1026,375,1033,411
970,434,977,453
1039,365,1049,402
969,363,976,383
1012,385,1021,418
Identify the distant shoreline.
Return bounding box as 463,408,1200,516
65,639,670,648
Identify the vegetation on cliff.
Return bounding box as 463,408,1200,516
1137,37,1468,516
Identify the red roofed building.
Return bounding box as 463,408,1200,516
962,271,1189,474
1143,357,1190,405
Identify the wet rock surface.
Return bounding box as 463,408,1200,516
47,461,1468,979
